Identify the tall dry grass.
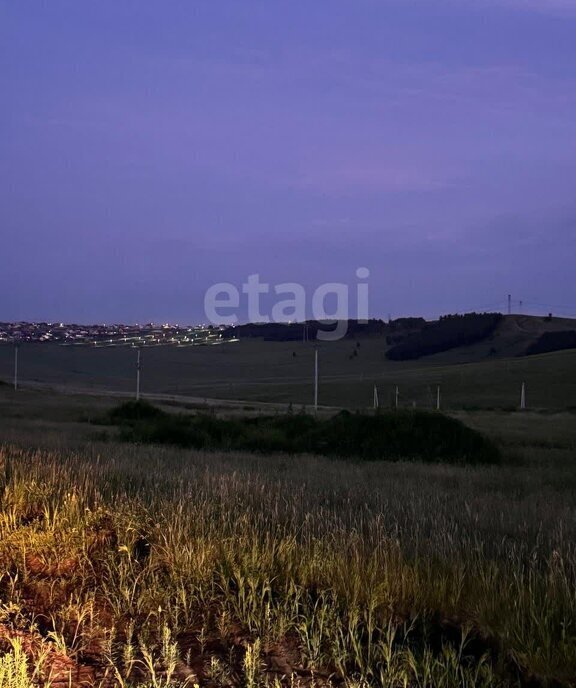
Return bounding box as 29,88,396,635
0,436,575,686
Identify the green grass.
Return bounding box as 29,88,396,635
2,332,576,410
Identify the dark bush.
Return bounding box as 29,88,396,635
294,410,500,464
104,400,167,424
386,313,503,361
222,319,387,341
105,402,500,465
388,317,427,330
524,331,576,356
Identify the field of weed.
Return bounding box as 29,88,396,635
0,395,575,686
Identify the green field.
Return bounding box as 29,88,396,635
1,329,576,410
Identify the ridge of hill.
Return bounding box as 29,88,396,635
224,314,576,363
420,314,576,364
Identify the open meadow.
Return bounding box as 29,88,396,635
1,321,576,411
0,383,575,687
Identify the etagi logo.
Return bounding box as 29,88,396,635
204,268,370,341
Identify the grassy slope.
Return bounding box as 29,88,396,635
424,313,576,363
0,316,575,409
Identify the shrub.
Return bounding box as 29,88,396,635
524,331,576,356
386,313,502,361
302,410,500,464
104,402,500,465
103,400,167,425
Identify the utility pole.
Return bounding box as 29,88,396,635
136,346,142,401
373,384,379,410
508,294,511,315
520,381,526,411
13,343,19,391
436,385,441,411
394,385,399,410
313,346,319,412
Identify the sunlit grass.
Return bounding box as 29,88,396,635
0,435,575,686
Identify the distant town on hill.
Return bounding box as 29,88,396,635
3,313,576,360
0,321,226,346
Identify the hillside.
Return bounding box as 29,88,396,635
419,314,576,364
386,313,503,361
2,320,576,410
226,314,576,363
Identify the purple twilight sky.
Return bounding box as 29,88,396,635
2,0,576,324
